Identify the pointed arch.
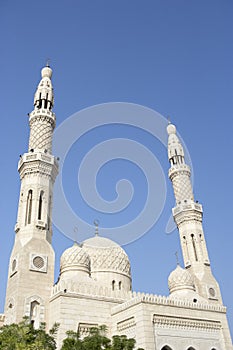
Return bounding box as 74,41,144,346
161,346,173,350
187,347,196,350
25,295,45,329
47,194,52,230
30,300,40,328
38,190,44,220
191,233,198,261
25,190,33,225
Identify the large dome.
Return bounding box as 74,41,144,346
168,265,195,294
60,242,90,275
82,236,131,277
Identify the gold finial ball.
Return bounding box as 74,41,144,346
167,123,176,135
41,66,52,79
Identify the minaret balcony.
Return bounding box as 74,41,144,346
29,109,55,119
18,152,59,169
172,201,203,216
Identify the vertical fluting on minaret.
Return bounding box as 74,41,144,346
167,123,222,304
4,65,58,326
28,66,55,154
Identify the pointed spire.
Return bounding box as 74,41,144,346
33,65,54,111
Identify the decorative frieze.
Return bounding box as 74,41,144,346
153,314,221,332
117,317,136,332
78,323,98,338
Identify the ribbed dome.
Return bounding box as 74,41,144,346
168,265,195,294
82,236,131,277
60,242,90,274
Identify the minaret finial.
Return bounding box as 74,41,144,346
167,116,171,124
175,251,179,266
73,226,78,244
46,58,50,67
94,220,99,236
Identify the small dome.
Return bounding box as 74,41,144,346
41,66,52,79
60,243,90,274
167,123,176,135
168,265,195,294
82,236,131,277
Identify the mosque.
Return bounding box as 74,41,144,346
1,65,232,350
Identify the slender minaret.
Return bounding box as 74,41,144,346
4,65,58,326
167,123,222,303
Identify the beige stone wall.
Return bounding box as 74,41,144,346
49,292,125,349
111,294,233,350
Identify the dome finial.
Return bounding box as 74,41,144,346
46,58,50,67
175,251,180,266
73,226,78,244
94,220,99,236
167,116,171,125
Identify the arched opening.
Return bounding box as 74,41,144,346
187,347,196,350
161,346,173,350
38,191,44,220
47,195,52,230
30,300,40,328
119,281,122,290
112,280,115,291
191,234,198,261
25,190,33,225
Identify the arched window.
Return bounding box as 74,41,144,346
191,233,198,261
119,281,122,290
30,300,40,328
47,195,52,230
25,190,33,225
112,280,115,291
38,191,44,220
187,347,196,350
161,346,173,350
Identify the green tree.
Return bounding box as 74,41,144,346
82,325,111,350
112,335,136,350
61,325,144,350
0,317,58,350
61,330,83,350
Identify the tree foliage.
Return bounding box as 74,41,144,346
0,320,144,350
61,325,144,350
0,317,58,350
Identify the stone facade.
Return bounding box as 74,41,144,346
2,66,233,350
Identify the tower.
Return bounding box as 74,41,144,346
167,123,222,303
4,65,58,326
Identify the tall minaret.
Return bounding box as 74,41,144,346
4,65,58,326
167,123,222,304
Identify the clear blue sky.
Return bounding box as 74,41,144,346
1,0,233,336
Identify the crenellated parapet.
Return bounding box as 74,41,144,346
51,279,131,301
111,291,226,316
